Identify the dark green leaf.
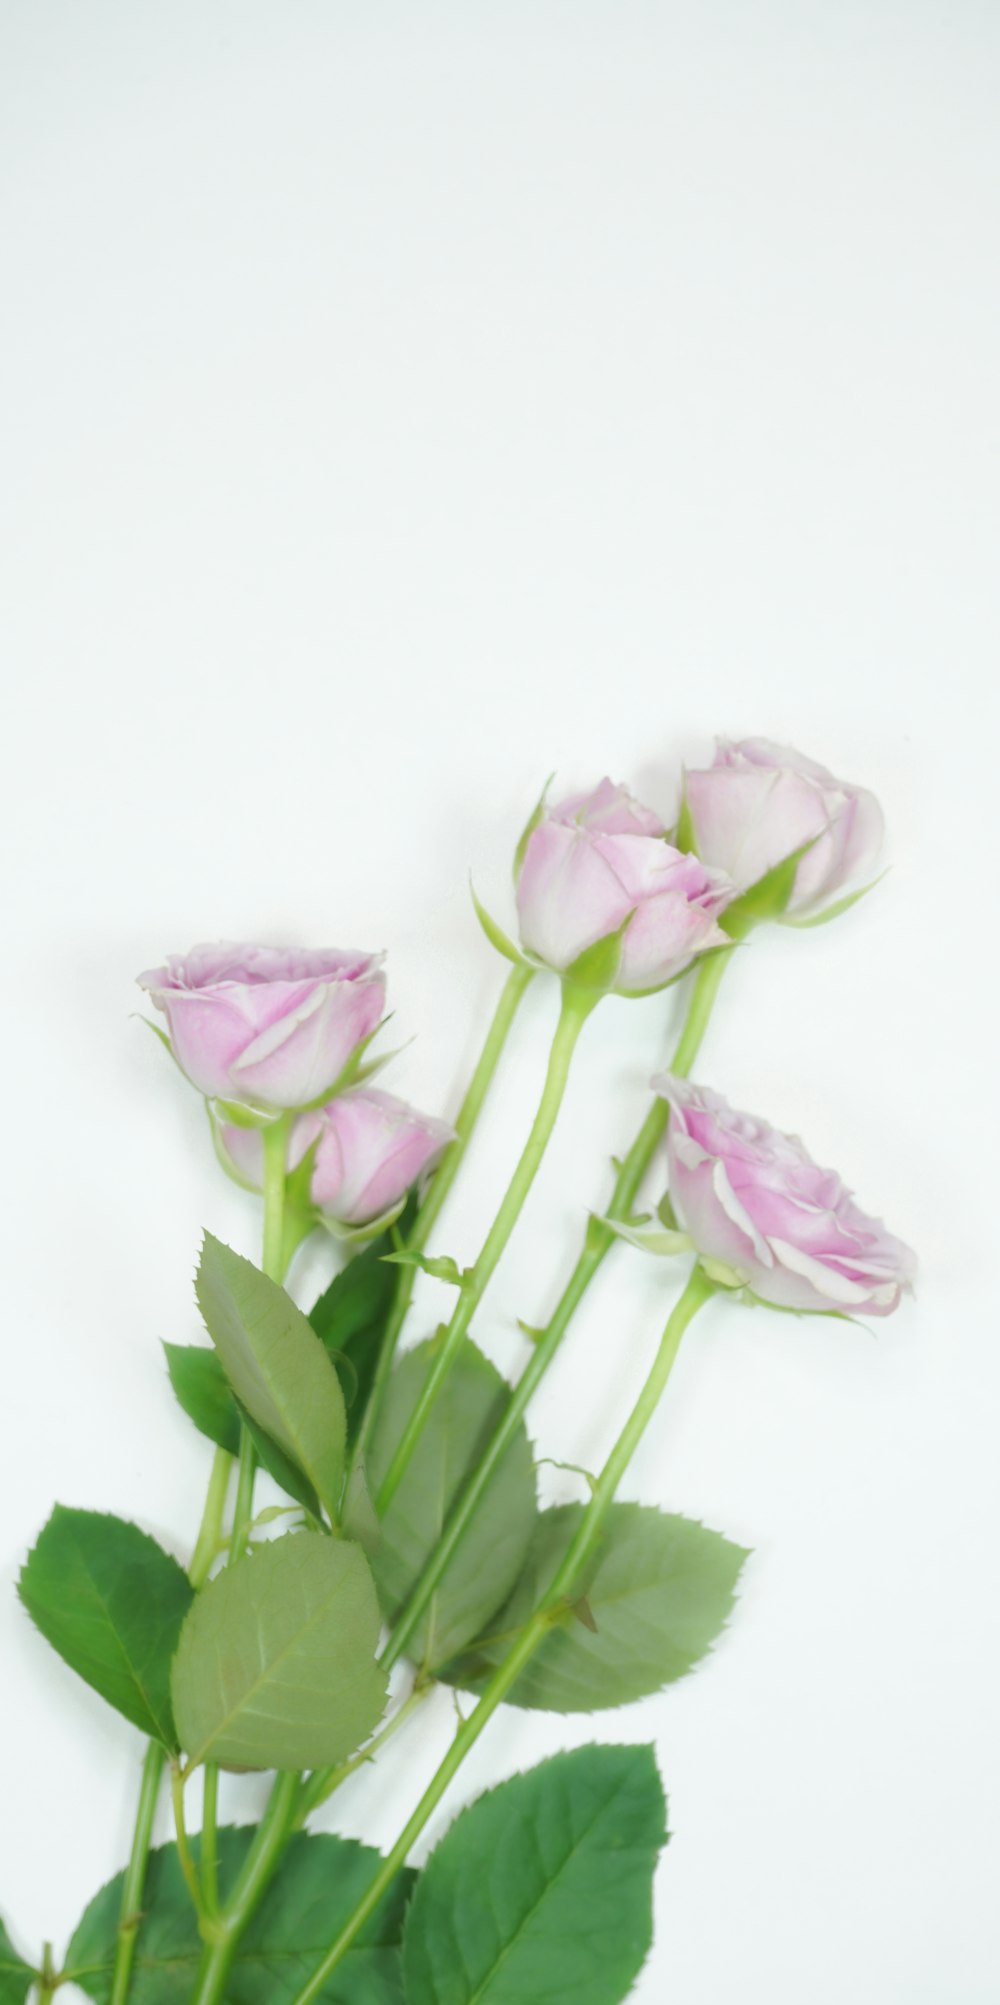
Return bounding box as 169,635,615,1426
367,1338,536,1669
307,1213,413,1447
66,1827,413,2005
0,1918,36,2005
18,1508,193,1748
164,1344,240,1456
171,1530,386,1770
446,1504,747,1710
196,1234,346,1523
402,1744,666,2005
236,1404,322,1518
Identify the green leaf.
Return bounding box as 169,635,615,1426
448,1504,747,1710
367,1338,536,1669
402,1743,666,2005
720,838,816,939
236,1403,322,1518
196,1234,346,1524
171,1530,386,1770
308,1222,408,1450
66,1827,413,2005
0,1918,36,2005
381,1251,465,1286
18,1507,193,1748
164,1344,240,1456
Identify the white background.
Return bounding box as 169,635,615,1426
2,4,998,2000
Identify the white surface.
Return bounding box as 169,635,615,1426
1,4,998,1999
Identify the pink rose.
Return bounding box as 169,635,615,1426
138,943,386,1113
683,739,884,916
218,1088,455,1229
515,778,733,995
656,1076,915,1316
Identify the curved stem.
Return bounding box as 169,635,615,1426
188,1447,232,1590
383,947,733,1667
186,1773,301,2005
373,982,594,1513
107,1742,166,2005
355,961,534,1463
170,1763,205,1919
286,1268,715,2005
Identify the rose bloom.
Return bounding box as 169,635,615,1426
138,943,386,1113
219,1087,455,1229
515,778,733,994
656,1076,915,1316
683,738,884,916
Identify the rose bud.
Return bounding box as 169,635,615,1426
515,778,733,995
217,1088,455,1231
655,1075,915,1316
138,942,386,1113
683,738,884,917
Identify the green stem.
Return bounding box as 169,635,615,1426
374,982,594,1513
188,1447,232,1590
286,1268,715,2005
261,1115,292,1283
355,961,534,1464
187,1774,301,2005
170,1763,205,1919
383,947,733,1668
106,1743,166,2005
201,1765,220,1915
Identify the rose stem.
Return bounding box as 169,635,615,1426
354,960,535,1467
285,1265,716,2005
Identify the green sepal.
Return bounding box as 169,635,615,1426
18,1507,194,1749
163,1344,241,1457
65,1828,414,2005
170,1530,387,1772
780,869,888,928
402,1743,666,2005
511,771,554,882
0,1917,37,2005
672,770,696,853
720,837,817,938
594,1210,693,1257
292,1016,395,1115
470,882,526,967
315,1196,407,1249
562,910,635,995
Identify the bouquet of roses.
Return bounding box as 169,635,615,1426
5,738,913,2005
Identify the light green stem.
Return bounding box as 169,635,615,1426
354,961,534,1464
201,1764,220,1915
188,1447,232,1590
374,982,595,1513
383,946,733,1668
186,1774,301,2005
170,1763,205,1918
286,1267,715,2005
106,1743,166,2005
